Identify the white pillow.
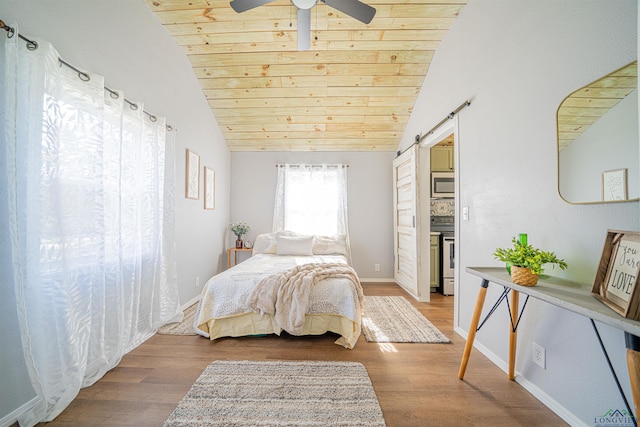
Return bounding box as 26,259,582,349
312,235,348,256
276,235,314,256
252,230,298,255
252,232,278,255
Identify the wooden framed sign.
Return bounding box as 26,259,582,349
185,149,200,200
204,166,215,210
602,168,628,201
592,230,640,320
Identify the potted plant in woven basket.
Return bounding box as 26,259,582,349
493,236,568,286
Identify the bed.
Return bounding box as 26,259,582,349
193,232,364,348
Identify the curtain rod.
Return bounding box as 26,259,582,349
0,19,175,132
275,164,349,168
396,100,471,157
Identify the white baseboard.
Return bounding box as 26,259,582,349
0,396,40,427
515,376,587,426
453,326,586,427
359,278,396,283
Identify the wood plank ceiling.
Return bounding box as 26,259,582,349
557,61,637,152
146,0,467,151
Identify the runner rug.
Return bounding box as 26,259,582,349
157,303,197,336
362,296,451,343
163,360,386,427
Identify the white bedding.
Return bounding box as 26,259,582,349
194,253,363,348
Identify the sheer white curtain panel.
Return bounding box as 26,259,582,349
272,164,349,237
0,31,181,426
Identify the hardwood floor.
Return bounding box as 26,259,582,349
41,283,566,426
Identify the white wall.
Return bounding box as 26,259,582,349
399,0,639,424
230,151,396,279
0,0,231,423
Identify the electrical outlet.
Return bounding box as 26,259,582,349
374,263,381,272
195,276,200,288
532,342,546,369
462,206,469,221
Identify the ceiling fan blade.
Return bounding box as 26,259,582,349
297,8,311,51
230,0,276,13
323,0,375,24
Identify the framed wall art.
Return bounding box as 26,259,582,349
592,230,640,320
186,149,200,200
602,168,628,201
204,166,215,210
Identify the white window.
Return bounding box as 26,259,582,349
273,164,348,236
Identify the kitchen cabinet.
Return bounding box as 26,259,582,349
431,145,454,172
430,235,440,291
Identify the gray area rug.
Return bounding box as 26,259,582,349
362,296,451,343
163,360,386,427
157,303,197,335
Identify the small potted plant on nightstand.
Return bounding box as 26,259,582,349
229,222,251,249
493,235,568,286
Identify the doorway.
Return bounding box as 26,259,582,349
418,118,460,328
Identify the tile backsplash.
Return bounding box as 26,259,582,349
430,199,454,216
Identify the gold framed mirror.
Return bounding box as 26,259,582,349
557,61,638,204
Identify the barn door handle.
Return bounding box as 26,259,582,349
450,242,455,268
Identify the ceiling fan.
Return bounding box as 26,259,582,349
230,0,376,51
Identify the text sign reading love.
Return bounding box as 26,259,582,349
606,238,640,303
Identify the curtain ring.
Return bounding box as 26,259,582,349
1,20,14,38
149,115,157,122
59,58,90,82
26,39,38,50
166,125,173,131
104,87,119,99
129,103,139,111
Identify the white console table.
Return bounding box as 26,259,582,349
459,267,640,423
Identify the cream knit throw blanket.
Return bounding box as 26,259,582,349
248,262,362,335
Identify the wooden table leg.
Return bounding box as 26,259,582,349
458,279,489,380
227,249,231,269
509,290,519,380
626,333,640,419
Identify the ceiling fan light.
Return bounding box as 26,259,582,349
291,0,317,10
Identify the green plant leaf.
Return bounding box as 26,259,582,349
493,237,568,275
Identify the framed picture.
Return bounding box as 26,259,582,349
592,230,640,320
186,149,200,200
602,168,628,201
204,166,215,210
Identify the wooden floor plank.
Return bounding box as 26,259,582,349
38,283,566,426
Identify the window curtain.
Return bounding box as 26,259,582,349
273,164,349,237
0,30,181,425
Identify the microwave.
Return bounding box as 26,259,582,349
431,172,455,198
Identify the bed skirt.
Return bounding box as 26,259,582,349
199,312,360,349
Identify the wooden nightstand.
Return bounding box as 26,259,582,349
227,248,252,269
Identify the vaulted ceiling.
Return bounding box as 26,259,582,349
146,0,467,151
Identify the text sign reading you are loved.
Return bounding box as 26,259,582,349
606,237,640,303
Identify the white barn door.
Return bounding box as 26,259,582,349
393,146,419,297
